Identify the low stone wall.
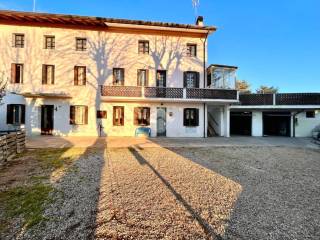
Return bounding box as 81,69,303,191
0,130,25,165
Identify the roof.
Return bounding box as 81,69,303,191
208,64,238,69
0,10,216,34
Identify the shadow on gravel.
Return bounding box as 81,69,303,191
128,146,222,240
20,138,106,240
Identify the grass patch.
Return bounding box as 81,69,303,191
0,183,53,230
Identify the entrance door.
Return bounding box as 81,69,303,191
41,105,54,135
157,107,166,137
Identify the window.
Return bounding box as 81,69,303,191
138,40,149,54
137,69,148,86
306,111,315,118
184,71,199,88
11,63,23,84
183,108,199,127
134,107,150,126
7,104,25,125
156,70,166,87
74,66,86,85
97,110,107,119
186,43,197,57
13,34,24,48
76,38,87,51
113,106,124,126
44,35,55,49
113,68,125,86
70,106,88,125
42,65,55,85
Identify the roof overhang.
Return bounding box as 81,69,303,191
231,105,320,111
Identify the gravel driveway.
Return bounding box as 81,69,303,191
19,144,320,239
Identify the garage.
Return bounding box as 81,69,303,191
230,112,252,136
263,112,291,137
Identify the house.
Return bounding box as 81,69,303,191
0,10,238,137
230,93,320,137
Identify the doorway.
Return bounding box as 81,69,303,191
157,107,166,137
41,105,54,135
230,112,252,136
263,112,291,137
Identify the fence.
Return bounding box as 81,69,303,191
0,130,26,165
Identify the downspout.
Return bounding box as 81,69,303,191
203,31,209,138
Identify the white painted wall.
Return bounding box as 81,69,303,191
294,111,320,137
252,111,263,136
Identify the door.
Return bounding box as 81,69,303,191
230,112,252,136
263,112,291,137
41,105,54,135
157,107,166,137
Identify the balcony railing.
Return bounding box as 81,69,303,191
186,88,238,100
101,86,238,101
101,86,142,97
239,93,320,106
239,94,274,105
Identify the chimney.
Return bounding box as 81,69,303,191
196,16,204,26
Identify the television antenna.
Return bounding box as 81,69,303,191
192,0,200,19
33,0,36,12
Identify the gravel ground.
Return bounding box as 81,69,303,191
15,145,320,239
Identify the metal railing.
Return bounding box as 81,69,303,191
144,87,183,98
186,88,238,100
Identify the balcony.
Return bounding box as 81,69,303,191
101,86,238,102
238,93,320,106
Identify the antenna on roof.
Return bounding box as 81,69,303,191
192,0,200,20
33,0,36,12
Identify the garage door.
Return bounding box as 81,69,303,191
263,112,291,137
230,112,252,136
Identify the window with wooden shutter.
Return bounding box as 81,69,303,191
11,64,23,84
113,106,124,126
70,105,88,125
74,66,86,85
44,35,55,49
134,107,150,126
7,104,25,125
76,38,87,51
13,34,24,48
138,40,149,54
186,43,197,57
113,68,124,86
42,65,55,85
137,69,148,86
183,108,199,127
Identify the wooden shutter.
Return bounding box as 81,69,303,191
134,108,139,125
121,107,124,125
145,70,149,87
42,65,47,84
194,109,199,126
7,104,13,124
137,70,141,86
195,72,200,88
146,108,150,125
84,106,88,124
121,69,124,86
183,72,187,88
83,67,86,85
11,64,16,83
183,108,187,126
51,65,55,84
113,106,117,125
70,106,75,124
21,105,26,124
74,66,78,85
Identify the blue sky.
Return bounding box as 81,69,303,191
1,0,319,92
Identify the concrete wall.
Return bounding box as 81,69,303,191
294,111,320,137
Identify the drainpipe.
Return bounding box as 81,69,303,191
203,31,209,138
